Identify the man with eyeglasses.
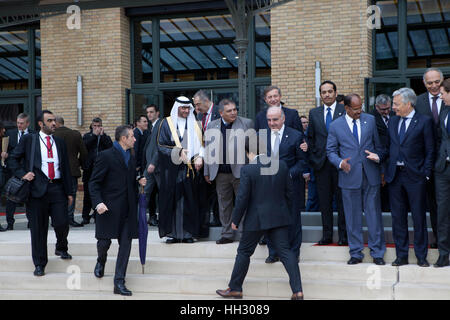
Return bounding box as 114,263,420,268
415,68,449,249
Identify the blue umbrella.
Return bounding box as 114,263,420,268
138,185,149,274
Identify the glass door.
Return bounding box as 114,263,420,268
364,77,410,113
0,97,28,129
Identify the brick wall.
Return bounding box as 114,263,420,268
41,7,131,213
271,0,373,116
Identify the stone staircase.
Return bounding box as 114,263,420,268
0,228,448,300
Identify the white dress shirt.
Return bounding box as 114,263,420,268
39,131,60,179
344,114,361,142
445,114,450,161
428,92,443,114
323,101,337,124
271,124,285,152
18,128,29,143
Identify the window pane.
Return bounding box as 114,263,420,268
0,30,29,90
407,0,450,68
255,12,271,77
134,20,152,83
160,15,238,82
375,1,399,70
35,29,41,89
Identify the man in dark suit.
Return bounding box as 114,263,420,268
5,113,34,230
9,110,75,277
54,116,88,227
133,115,149,174
255,85,303,132
386,88,435,267
264,106,307,263
89,125,146,296
216,137,304,300
371,94,395,212
307,80,347,245
81,117,113,225
193,89,221,227
433,79,450,267
327,94,387,265
142,104,161,226
203,99,254,244
414,68,448,248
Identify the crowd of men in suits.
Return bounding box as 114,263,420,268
1,66,449,297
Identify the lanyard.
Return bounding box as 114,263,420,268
39,135,54,155
202,104,213,131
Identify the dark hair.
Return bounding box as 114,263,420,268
319,80,337,93
300,115,308,120
441,78,450,93
0,121,5,138
92,117,102,124
336,94,345,103
37,110,53,123
264,85,281,97
136,114,147,123
145,104,159,113
344,93,362,107
115,125,133,142
218,98,236,112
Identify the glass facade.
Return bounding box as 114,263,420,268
0,30,29,91
375,1,399,70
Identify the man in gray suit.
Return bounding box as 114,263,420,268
327,94,387,265
204,99,254,244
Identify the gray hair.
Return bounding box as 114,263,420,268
55,116,64,125
392,88,417,107
266,106,285,118
423,68,444,82
375,94,391,106
193,90,210,102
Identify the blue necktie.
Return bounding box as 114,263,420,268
352,119,359,144
399,117,407,144
325,107,332,132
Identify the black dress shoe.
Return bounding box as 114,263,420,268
265,256,280,264
94,262,105,278
182,238,194,243
82,218,90,225
216,237,233,244
6,224,13,230
34,266,45,277
392,257,408,266
166,238,180,244
318,238,332,245
148,216,158,226
373,258,386,265
338,240,348,246
434,255,450,268
55,250,72,260
69,220,83,227
417,259,430,267
114,283,132,296
430,242,438,249
27,222,30,229
347,257,363,265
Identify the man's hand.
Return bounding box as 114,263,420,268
96,203,108,215
180,149,189,164
205,175,211,184
340,157,351,173
231,223,238,231
195,156,203,171
1,151,8,160
300,141,308,152
68,196,73,207
147,164,155,174
365,150,380,163
139,177,147,187
22,172,35,181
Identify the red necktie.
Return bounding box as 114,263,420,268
46,136,55,180
202,113,207,130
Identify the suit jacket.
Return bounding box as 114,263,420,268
435,106,450,173
266,126,307,179
197,104,221,130
385,112,435,183
5,128,35,153
255,106,302,132
415,92,448,147
133,127,149,171
327,113,387,189
307,103,346,171
142,118,162,172
53,126,88,178
8,133,74,199
82,131,113,178
371,109,395,149
231,155,293,231
89,147,139,239
204,116,254,180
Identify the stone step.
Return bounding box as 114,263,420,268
0,256,400,283
394,282,450,300
0,271,395,299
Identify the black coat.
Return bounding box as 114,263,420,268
89,147,139,239
232,155,294,231
435,106,450,173
307,103,345,171
8,133,74,199
415,92,448,148
82,131,113,179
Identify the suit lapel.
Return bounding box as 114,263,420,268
333,104,345,120
315,107,327,132
401,113,419,145
359,115,369,147
391,116,400,144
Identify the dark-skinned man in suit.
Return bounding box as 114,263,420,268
307,80,347,245
9,110,75,277
216,136,304,300
433,79,450,267
386,88,435,267
89,125,146,296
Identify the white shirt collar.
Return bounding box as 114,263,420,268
428,92,441,100
404,109,416,119
39,131,53,140
324,101,337,112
